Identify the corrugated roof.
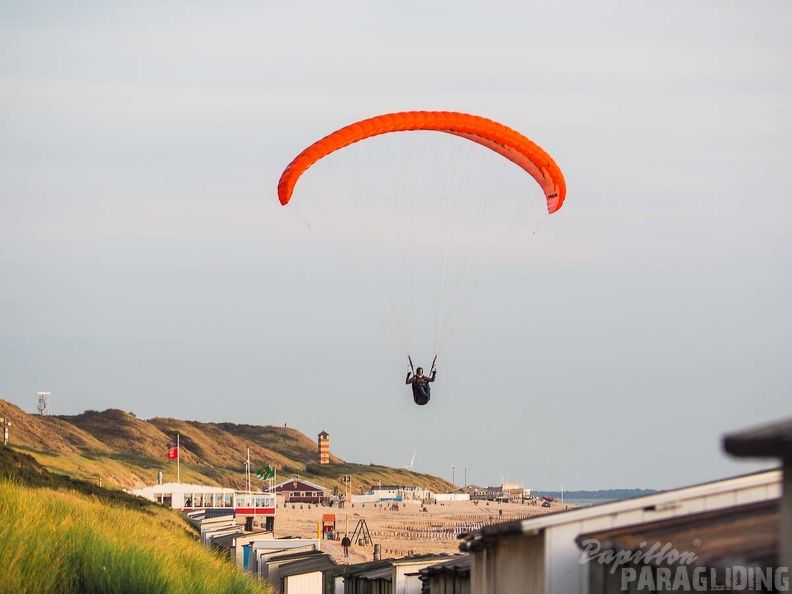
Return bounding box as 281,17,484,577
267,549,325,563
330,559,393,578
279,554,338,578
331,554,449,580
208,530,244,549
418,554,471,577
392,553,453,565
360,566,393,581
575,499,779,569
390,555,462,577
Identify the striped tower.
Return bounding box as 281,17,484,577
318,431,330,465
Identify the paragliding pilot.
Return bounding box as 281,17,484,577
406,357,436,406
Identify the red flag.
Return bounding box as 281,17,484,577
167,447,178,459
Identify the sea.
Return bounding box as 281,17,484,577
559,498,617,507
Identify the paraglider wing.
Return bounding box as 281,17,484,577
277,111,566,214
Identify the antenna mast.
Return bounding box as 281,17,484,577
37,392,51,416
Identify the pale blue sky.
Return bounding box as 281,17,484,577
1,1,790,490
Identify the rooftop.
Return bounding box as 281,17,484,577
278,554,338,578
460,469,781,553
576,499,779,569
723,417,792,459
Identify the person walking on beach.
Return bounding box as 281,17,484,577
341,534,351,557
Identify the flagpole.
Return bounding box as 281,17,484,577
246,448,251,492
177,433,180,483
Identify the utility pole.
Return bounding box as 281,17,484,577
464,468,468,487
0,417,10,446
451,465,456,488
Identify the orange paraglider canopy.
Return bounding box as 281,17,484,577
277,111,566,214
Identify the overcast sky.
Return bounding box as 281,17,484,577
2,1,790,491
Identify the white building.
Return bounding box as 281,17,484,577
368,485,432,501
130,482,276,517
252,539,322,580
278,555,339,594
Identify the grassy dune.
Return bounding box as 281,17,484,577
0,478,273,594
0,400,454,494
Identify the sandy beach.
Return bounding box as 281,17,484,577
271,498,573,564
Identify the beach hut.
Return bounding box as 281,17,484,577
575,499,779,593
459,469,781,594
279,554,339,594
417,555,471,594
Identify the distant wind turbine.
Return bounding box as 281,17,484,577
403,451,416,471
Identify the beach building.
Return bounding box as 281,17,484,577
368,485,432,501
334,555,456,594
369,485,404,501
435,492,471,503
468,484,528,502
130,482,276,525
402,486,432,500
332,559,394,594
457,485,491,501
279,554,340,594
252,539,322,580
417,554,471,594
459,469,781,594
204,524,245,549
275,477,331,505
188,513,241,546
261,549,327,592
180,510,288,573
216,530,275,570
501,483,529,502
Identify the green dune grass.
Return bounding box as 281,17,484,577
0,479,273,594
